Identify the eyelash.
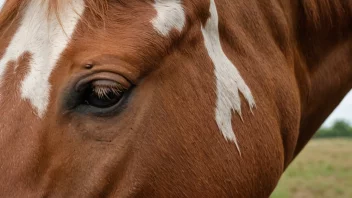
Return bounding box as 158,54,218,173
91,83,126,100
80,81,127,109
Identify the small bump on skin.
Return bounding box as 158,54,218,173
84,64,94,69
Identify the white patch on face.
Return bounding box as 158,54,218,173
0,0,85,117
201,0,256,153
0,0,4,12
151,0,185,36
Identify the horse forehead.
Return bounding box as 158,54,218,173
0,0,185,118
0,0,85,117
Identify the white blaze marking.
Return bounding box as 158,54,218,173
151,0,185,36
201,0,255,153
0,0,85,117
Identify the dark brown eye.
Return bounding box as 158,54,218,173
83,80,127,108
68,72,133,116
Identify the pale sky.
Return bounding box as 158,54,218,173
0,0,350,127
323,90,352,127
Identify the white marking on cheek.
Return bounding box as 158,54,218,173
151,0,185,36
0,1,4,12
0,0,85,117
201,0,256,153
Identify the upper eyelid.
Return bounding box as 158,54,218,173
76,54,140,84
75,72,132,92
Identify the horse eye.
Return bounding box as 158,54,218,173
82,80,127,109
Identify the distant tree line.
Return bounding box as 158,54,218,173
315,120,352,138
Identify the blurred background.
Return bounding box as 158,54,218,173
272,90,352,198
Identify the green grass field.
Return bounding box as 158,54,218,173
271,139,352,198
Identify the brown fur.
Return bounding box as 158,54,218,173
302,0,351,31
0,0,351,197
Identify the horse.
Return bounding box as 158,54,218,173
0,0,351,197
